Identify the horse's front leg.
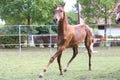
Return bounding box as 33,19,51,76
39,47,64,78
57,53,63,75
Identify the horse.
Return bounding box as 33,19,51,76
39,3,94,78
114,3,120,24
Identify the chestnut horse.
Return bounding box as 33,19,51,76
115,3,120,24
39,3,94,78
113,3,120,24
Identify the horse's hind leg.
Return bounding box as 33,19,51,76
85,37,93,71
64,46,78,72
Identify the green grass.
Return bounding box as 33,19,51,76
0,47,120,80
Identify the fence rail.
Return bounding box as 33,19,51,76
0,25,120,54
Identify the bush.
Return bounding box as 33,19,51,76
0,36,26,48
35,25,58,34
0,25,27,48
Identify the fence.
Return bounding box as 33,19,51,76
0,25,58,55
0,25,120,55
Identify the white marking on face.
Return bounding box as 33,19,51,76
116,13,120,20
56,7,60,10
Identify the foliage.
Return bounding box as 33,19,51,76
0,24,57,35
0,0,62,25
66,11,78,24
76,0,119,24
0,25,26,48
35,25,58,34
0,36,26,48
0,25,38,35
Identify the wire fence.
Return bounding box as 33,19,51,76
0,25,120,55
0,25,58,55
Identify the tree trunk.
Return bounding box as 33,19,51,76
78,3,80,24
27,15,30,47
104,6,107,47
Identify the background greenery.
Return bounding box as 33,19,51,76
0,0,62,25
76,0,119,24
1,0,119,25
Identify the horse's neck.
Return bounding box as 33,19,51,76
58,13,68,35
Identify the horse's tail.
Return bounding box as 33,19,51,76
85,25,94,53
86,26,95,44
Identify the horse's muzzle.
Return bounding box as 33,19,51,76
53,18,58,24
115,18,120,24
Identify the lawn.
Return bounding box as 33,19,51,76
0,47,120,80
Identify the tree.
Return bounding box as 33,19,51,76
66,11,78,25
76,0,119,24
0,0,62,25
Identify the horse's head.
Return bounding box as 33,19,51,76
115,3,120,24
53,3,65,24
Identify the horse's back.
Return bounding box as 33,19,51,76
67,24,87,47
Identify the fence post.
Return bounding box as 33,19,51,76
19,25,22,55
49,25,52,57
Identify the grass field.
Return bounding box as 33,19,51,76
0,47,120,80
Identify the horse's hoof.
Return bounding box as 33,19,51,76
39,73,44,78
60,73,63,75
89,68,92,71
63,69,67,72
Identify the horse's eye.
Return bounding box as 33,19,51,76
60,10,62,12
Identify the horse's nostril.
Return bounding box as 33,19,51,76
53,18,57,23
118,18,120,21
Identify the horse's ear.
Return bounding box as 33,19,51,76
62,3,66,8
54,3,58,8
117,3,120,7
118,4,120,9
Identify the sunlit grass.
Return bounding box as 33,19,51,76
0,47,120,80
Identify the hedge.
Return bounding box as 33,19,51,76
0,36,26,48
